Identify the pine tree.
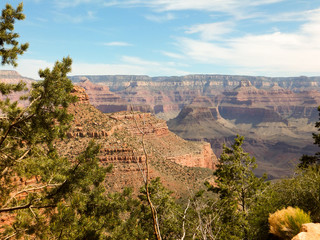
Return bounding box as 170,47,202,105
299,106,320,169
112,178,183,240
0,3,28,66
0,3,118,238
210,135,267,240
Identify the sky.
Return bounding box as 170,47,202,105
2,0,320,79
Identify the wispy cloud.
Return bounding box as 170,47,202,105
4,59,54,80
175,9,320,76
105,0,284,16
121,56,161,66
121,55,189,68
161,51,185,59
145,13,175,22
185,22,234,41
103,1,119,7
103,42,133,46
53,10,97,23
71,61,189,76
120,56,189,75
54,0,102,8
256,8,320,23
6,56,189,79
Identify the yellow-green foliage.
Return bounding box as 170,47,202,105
268,206,311,239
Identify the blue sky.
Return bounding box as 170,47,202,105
2,0,320,79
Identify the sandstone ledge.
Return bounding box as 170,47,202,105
292,223,320,240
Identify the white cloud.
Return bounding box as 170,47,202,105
121,56,161,66
54,0,102,8
185,22,234,41
256,8,320,23
145,13,175,22
161,51,185,59
103,42,133,46
1,59,54,80
53,10,97,23
3,57,189,79
71,63,146,75
176,9,320,76
107,0,284,17
74,57,190,76
103,1,119,7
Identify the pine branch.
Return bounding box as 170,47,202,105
0,203,56,213
0,96,39,148
3,182,62,208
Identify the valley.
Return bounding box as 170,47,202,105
2,70,319,179
70,74,320,178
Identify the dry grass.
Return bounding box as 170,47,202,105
268,206,311,239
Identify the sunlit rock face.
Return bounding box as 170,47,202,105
59,88,218,196
69,74,320,121
292,223,320,240
67,74,320,178
4,71,320,179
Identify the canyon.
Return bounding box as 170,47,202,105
70,74,320,178
2,70,320,179
0,71,218,197
58,86,218,196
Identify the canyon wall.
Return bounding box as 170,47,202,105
3,70,320,178
60,86,218,195
67,74,320,178
70,75,320,123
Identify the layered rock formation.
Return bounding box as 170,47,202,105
58,86,218,195
3,70,320,178
68,74,320,178
76,77,153,113
70,74,320,122
168,81,320,178
0,70,34,84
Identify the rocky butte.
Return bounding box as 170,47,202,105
69,74,320,179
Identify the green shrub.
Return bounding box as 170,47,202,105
268,206,311,239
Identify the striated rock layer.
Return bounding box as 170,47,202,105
58,86,218,196
69,74,320,120
3,71,320,178
168,81,320,178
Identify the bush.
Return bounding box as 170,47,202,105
268,206,311,239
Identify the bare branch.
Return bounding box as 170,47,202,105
2,232,17,240
180,199,190,240
130,107,162,240
0,203,56,213
3,183,62,208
